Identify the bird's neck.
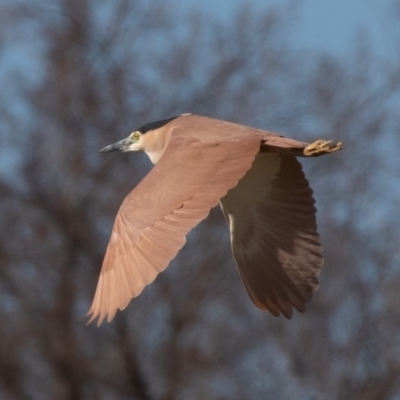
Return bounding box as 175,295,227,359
143,128,170,164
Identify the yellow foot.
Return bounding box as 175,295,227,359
303,139,344,157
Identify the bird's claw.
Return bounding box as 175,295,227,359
303,139,344,157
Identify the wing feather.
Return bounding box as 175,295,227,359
220,153,323,318
88,135,260,324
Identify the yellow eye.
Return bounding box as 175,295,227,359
131,132,140,141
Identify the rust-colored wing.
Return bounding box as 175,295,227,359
88,133,261,325
220,153,323,318
89,115,340,325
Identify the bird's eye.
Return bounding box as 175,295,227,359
131,132,140,141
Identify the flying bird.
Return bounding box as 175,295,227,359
88,114,342,325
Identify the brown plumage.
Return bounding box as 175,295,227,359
88,114,342,325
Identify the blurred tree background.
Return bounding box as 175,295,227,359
0,0,400,399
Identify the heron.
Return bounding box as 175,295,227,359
88,114,342,325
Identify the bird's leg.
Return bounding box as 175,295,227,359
303,139,343,157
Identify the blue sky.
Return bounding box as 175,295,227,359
178,0,399,61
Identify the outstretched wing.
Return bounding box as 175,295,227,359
89,114,337,325
220,153,323,318
88,134,261,325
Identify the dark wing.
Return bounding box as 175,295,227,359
220,153,323,318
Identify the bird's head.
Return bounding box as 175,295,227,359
100,114,191,163
100,130,144,153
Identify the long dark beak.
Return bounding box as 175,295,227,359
100,138,133,153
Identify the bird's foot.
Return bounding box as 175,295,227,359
303,139,343,157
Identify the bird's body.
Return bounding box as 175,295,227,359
88,114,342,325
